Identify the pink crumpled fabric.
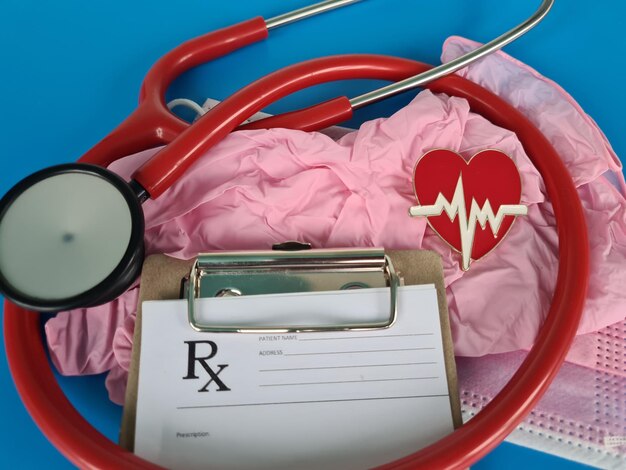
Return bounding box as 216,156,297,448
45,37,626,405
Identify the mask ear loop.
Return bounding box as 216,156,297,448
167,99,207,120
2,53,589,470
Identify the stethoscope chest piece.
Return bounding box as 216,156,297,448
0,163,145,311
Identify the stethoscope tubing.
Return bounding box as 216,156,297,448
4,53,589,469
77,17,269,169
76,0,555,196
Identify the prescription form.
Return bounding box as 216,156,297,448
133,285,456,470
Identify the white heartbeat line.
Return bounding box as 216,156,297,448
409,174,527,270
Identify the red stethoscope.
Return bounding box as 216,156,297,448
0,0,589,468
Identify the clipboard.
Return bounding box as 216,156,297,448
119,248,461,451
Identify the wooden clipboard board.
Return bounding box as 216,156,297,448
119,250,461,450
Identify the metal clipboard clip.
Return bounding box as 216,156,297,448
183,244,401,334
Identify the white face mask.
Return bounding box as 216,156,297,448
457,319,626,469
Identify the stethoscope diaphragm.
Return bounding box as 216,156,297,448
0,163,145,311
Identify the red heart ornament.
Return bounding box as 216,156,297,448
411,149,526,270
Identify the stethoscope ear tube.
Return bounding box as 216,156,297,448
3,55,589,469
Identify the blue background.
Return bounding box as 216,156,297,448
0,0,620,467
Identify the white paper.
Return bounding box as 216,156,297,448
134,285,454,470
